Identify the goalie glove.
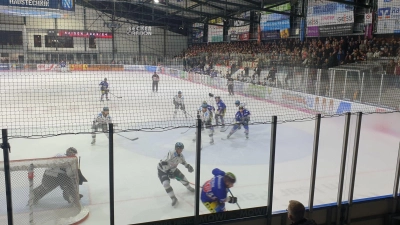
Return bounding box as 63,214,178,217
227,196,237,204
186,164,194,173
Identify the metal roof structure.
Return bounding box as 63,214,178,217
79,0,295,35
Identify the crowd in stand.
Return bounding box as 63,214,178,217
180,36,400,71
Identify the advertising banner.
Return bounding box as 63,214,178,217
0,63,10,71
192,23,204,43
307,0,354,37
376,0,400,33
0,0,75,11
229,25,250,41
208,23,223,42
260,3,291,40
37,64,57,71
58,30,113,39
307,23,354,37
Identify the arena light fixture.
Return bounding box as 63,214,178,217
154,0,159,3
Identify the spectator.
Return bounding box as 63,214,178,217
385,59,396,89
287,200,317,225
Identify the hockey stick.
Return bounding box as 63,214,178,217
180,126,193,134
109,92,122,98
116,133,139,141
175,177,201,187
228,189,241,209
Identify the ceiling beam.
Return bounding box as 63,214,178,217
326,0,372,8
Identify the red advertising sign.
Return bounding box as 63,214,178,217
58,30,113,38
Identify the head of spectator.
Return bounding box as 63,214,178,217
287,200,317,225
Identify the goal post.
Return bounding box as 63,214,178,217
0,157,89,225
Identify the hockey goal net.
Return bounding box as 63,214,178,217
0,157,89,225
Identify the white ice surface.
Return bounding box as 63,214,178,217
0,71,399,224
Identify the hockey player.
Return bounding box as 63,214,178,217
91,107,112,145
32,147,82,205
198,101,215,119
194,103,215,144
214,96,226,129
234,100,247,109
173,91,187,118
201,168,237,213
60,60,67,72
99,78,109,101
157,142,195,206
227,78,234,95
227,106,251,139
152,71,160,92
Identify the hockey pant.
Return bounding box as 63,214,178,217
158,168,191,198
32,173,78,204
215,110,226,126
92,123,109,140
174,103,186,116
202,201,226,213
152,81,159,92
101,88,109,100
228,85,234,95
229,119,249,136
194,120,214,142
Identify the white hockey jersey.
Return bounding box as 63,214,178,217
44,154,76,178
158,150,189,173
173,95,184,105
200,108,212,123
94,113,112,125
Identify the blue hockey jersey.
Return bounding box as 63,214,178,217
216,100,226,112
201,168,229,204
235,109,250,122
99,81,108,90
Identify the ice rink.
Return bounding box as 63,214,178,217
1,71,400,224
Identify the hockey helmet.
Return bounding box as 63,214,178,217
214,96,220,99
103,107,109,112
201,103,208,108
178,91,182,95
202,101,208,105
104,78,107,81
224,172,236,184
239,106,244,110
66,147,78,156
235,100,240,106
175,142,184,150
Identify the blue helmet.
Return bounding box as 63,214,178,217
178,91,182,94
235,100,240,106
103,107,109,111
175,142,184,149
201,103,208,108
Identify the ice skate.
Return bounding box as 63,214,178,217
187,186,195,192
210,138,214,144
171,196,178,207
246,133,249,139
227,133,231,139
91,138,96,145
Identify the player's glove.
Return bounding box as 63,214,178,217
228,196,237,204
186,164,194,173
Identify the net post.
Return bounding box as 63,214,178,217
308,114,321,218
2,129,13,225
266,116,277,225
194,119,202,225
109,123,115,225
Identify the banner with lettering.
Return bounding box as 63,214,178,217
260,3,291,40
192,23,204,43
229,11,250,41
0,0,75,11
376,0,400,34
208,18,223,42
307,0,354,37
